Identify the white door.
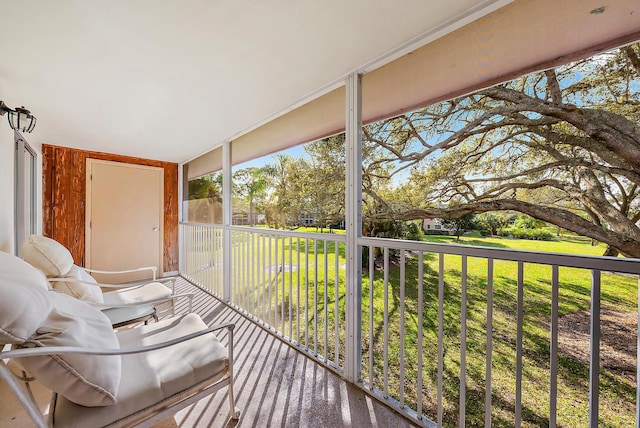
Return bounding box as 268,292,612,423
86,159,164,283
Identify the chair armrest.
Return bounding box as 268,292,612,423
46,278,192,313
49,277,156,290
100,277,176,293
0,321,235,359
83,266,157,280
48,277,176,293
93,293,195,313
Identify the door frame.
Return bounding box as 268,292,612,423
85,158,164,277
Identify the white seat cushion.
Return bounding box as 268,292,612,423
52,314,229,427
21,235,74,278
1,252,121,406
0,251,50,344
52,265,104,304
15,291,121,407
102,281,171,305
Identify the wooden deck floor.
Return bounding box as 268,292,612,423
167,276,417,428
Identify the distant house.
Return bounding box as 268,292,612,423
232,212,265,226
422,218,454,233
298,214,316,226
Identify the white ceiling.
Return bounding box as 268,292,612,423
0,0,510,164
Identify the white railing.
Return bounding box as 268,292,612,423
181,223,346,369
180,223,640,427
359,237,640,428
180,224,224,295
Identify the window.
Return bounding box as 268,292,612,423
15,134,36,256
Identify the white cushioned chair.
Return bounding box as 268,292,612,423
21,235,190,318
0,250,240,427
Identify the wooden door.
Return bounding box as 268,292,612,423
86,159,164,283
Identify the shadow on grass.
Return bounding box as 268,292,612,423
423,236,509,249
362,255,637,426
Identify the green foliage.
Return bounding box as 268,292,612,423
440,213,476,238
188,172,222,200
424,228,450,236
476,212,509,235
360,43,640,257
513,214,546,229
363,219,425,263
499,226,553,241
233,167,270,225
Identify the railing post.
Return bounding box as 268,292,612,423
345,72,363,382
223,140,232,302
589,270,601,428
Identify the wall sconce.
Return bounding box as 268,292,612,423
0,101,37,133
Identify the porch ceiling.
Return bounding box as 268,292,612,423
0,0,509,163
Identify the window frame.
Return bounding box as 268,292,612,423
15,132,37,256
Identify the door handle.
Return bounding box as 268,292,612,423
152,227,159,232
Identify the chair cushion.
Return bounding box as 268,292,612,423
0,251,51,344
102,281,171,305
21,234,74,278
52,264,104,304
52,314,229,427
15,292,121,407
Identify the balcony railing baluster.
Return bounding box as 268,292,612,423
437,252,445,428
400,249,406,408
417,250,424,420
516,261,524,428
314,238,318,354
369,245,375,389
550,264,559,428
589,270,601,428
282,236,286,336
297,238,301,344
485,258,494,428
324,240,329,361
461,255,468,428
383,247,390,398
335,241,340,366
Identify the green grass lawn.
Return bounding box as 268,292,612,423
425,232,608,254
190,230,638,427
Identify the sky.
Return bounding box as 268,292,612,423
233,144,308,171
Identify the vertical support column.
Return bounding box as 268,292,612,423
223,141,233,302
178,163,186,274
345,72,363,383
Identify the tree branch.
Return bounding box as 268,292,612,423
378,200,640,257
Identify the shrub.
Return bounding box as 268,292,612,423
479,228,491,237
424,229,450,236
499,226,553,241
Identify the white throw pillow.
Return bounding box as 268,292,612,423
52,264,104,304
21,234,74,278
0,252,50,344
15,291,121,407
